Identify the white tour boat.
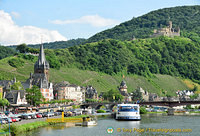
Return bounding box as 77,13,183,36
115,104,141,120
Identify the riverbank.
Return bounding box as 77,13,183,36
0,115,90,136
0,121,54,136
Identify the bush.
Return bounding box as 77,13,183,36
97,109,106,113
140,106,147,114
8,58,24,68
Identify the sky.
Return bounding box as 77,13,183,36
0,0,200,45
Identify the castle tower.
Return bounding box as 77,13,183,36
169,21,172,29
34,44,50,81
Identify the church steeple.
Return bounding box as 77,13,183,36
39,44,45,65
34,44,50,80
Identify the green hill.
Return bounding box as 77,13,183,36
0,46,16,59
7,38,86,50
0,56,190,96
87,5,200,42
3,36,200,85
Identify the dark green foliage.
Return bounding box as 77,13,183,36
46,55,61,70
190,94,198,100
0,98,10,107
69,39,133,75
103,89,123,102
18,54,36,62
131,88,143,101
97,109,106,113
140,106,147,114
27,38,86,49
184,105,193,109
0,46,16,60
87,6,200,42
16,43,28,53
21,36,200,83
8,58,25,68
11,81,24,90
26,85,44,106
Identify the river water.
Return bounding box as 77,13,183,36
27,114,199,136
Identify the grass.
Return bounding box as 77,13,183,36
65,115,89,119
0,56,194,96
0,121,51,136
147,111,167,114
189,111,200,113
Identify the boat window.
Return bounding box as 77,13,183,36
118,106,138,112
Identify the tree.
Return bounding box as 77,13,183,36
0,98,10,111
103,89,123,102
26,85,44,106
11,81,24,90
131,88,142,102
16,43,28,53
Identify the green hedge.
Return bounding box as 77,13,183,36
97,109,106,113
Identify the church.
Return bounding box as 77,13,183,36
25,44,54,101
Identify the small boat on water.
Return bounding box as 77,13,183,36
115,104,141,121
75,117,97,127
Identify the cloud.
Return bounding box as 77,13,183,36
50,15,119,27
11,11,20,18
0,10,67,45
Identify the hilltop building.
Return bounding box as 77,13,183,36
151,21,180,37
25,44,53,101
119,80,131,102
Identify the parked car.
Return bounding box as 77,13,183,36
0,118,7,124
10,117,17,122
28,113,37,119
43,112,54,117
74,109,83,115
53,112,59,116
36,113,42,118
3,118,12,123
21,114,31,120
64,111,74,117
14,117,21,122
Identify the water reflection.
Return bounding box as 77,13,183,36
24,115,200,136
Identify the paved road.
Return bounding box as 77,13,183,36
16,115,62,125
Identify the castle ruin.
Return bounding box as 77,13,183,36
151,21,180,37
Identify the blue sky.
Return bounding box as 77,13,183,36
0,0,200,45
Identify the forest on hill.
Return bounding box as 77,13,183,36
7,38,86,50
87,5,200,42
9,36,200,84
0,46,16,59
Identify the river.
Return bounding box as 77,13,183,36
26,114,199,136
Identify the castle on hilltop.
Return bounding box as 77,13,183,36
151,21,180,37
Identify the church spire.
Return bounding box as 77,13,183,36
34,43,49,73
38,44,46,65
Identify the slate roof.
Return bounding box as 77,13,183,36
0,80,14,90
34,44,49,70
4,90,25,104
120,80,126,87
